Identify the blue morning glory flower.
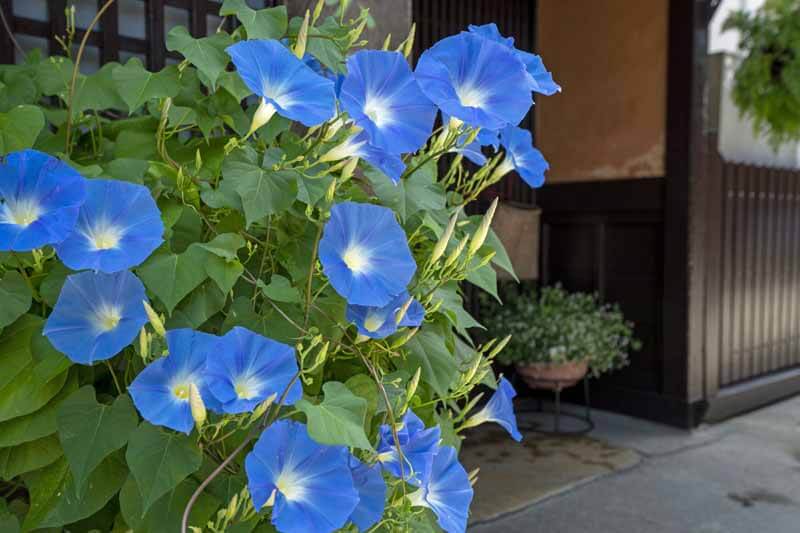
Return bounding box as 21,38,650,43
322,131,406,184
340,50,437,154
54,179,164,273
128,329,217,434
466,23,561,96
463,377,522,441
346,290,424,339
495,126,549,187
348,457,386,532
408,446,474,533
0,149,86,251
377,409,441,486
415,33,532,131
43,270,148,365
205,326,302,414
227,39,336,127
319,201,417,307
245,420,359,533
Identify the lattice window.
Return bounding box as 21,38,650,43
0,1,279,70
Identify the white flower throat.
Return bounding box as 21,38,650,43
456,84,486,109
94,303,122,333
4,198,42,228
275,469,308,502
363,95,393,128
342,244,370,274
234,375,261,400
85,220,123,250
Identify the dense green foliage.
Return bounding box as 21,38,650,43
724,0,800,150
0,2,518,531
481,285,638,376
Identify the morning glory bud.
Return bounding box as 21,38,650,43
294,10,310,59
382,33,392,50
431,211,459,264
394,296,415,325
443,237,468,269
189,383,207,429
401,23,416,58
250,392,277,423
312,0,325,24
488,334,512,360
226,493,239,521
390,327,418,349
142,300,166,337
340,157,359,182
407,367,421,400
138,327,150,362
468,197,498,256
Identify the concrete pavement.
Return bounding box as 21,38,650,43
469,396,800,533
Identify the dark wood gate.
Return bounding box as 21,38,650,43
702,146,800,420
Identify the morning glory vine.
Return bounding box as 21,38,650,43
0,2,559,532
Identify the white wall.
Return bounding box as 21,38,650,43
708,0,800,167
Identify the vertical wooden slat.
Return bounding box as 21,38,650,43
764,168,777,372
720,161,735,385
0,0,14,64
755,166,769,375
146,0,165,70
99,0,119,63
190,0,208,37
788,172,800,367
735,165,750,384
48,0,67,56
776,169,790,369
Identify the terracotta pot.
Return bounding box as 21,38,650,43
515,360,589,391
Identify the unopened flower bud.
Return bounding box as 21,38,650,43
390,327,418,349
468,197,498,256
294,10,310,59
325,178,338,203
312,0,325,24
226,493,239,520
251,392,277,422
468,467,480,486
382,33,392,50
401,23,416,58
444,237,468,269
138,327,150,361
431,211,459,264
395,296,414,325
406,367,421,399
189,383,206,429
488,335,512,359
340,156,359,183
142,300,166,337
475,250,496,269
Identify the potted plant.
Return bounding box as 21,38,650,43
482,285,640,390
723,0,800,150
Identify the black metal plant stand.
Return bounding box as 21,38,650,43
517,376,594,436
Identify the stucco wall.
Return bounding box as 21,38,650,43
536,0,668,183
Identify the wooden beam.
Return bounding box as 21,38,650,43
662,0,711,404
190,0,207,37
48,0,66,56
145,0,165,70
98,0,119,63
0,0,14,64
